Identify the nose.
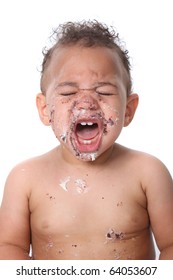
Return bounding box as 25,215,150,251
74,92,99,111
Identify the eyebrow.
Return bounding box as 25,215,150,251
55,81,118,90
55,82,78,89
94,82,118,89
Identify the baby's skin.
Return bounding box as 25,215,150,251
0,45,173,260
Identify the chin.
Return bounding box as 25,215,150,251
76,151,99,161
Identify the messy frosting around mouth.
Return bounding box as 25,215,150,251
75,119,102,151
70,112,104,155
57,107,120,161
72,114,103,153
56,100,120,161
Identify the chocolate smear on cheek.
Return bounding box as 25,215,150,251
48,100,69,143
49,109,55,126
49,98,119,159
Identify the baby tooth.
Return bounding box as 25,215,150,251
83,140,92,144
80,122,93,126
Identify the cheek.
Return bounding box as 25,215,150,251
102,102,121,131
48,98,70,141
101,101,126,143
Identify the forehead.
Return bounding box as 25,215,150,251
42,45,126,91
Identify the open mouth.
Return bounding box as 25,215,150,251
74,118,103,153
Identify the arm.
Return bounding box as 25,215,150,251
143,156,173,259
0,164,31,259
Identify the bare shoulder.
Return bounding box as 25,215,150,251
116,143,172,174
4,148,58,188
129,148,172,190
0,148,58,243
113,143,172,191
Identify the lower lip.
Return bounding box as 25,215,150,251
74,133,102,153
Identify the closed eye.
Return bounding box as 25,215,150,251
60,92,77,96
95,84,118,96
96,91,115,96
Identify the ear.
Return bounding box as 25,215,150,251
36,93,50,126
124,93,139,127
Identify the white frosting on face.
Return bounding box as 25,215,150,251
78,152,98,161
47,93,120,162
44,46,127,162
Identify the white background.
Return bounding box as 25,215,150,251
0,0,173,259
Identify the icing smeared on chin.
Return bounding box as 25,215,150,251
49,96,120,162
58,112,119,162
78,152,98,161
63,107,104,160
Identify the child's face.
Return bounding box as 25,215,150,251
37,45,138,161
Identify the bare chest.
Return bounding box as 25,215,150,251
30,173,148,240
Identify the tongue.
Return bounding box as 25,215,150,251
76,124,99,140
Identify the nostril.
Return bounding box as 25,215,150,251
89,103,98,110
